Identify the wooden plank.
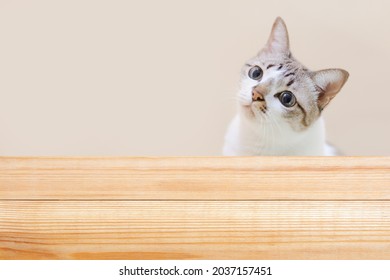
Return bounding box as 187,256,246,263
1,200,389,260
1,157,389,200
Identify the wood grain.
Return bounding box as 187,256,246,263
1,157,389,200
2,201,390,259
0,157,389,259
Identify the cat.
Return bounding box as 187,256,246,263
223,17,349,156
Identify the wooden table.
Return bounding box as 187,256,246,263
1,157,389,259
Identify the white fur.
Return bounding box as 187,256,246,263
223,114,333,156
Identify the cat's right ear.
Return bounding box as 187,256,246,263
264,17,290,54
312,69,349,110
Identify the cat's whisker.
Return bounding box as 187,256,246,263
257,110,269,154
264,113,275,153
268,113,282,136
251,108,263,154
258,116,266,154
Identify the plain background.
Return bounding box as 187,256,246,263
0,0,389,156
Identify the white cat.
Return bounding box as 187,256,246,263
223,17,349,156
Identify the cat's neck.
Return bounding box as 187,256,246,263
223,114,327,156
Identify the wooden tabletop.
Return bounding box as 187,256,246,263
1,157,389,259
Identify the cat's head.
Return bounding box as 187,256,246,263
238,17,349,132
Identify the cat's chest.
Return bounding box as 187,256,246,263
238,127,292,155
224,115,326,156
225,116,290,155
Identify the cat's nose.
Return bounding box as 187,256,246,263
252,89,265,102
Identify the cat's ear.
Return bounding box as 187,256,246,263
312,69,349,110
264,17,290,54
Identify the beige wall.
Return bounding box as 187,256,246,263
0,0,389,156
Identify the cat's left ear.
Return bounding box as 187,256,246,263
264,17,290,54
312,69,349,110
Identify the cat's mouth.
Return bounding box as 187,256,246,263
251,101,267,113
241,101,267,117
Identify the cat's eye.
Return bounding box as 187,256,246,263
248,66,263,80
278,91,296,107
